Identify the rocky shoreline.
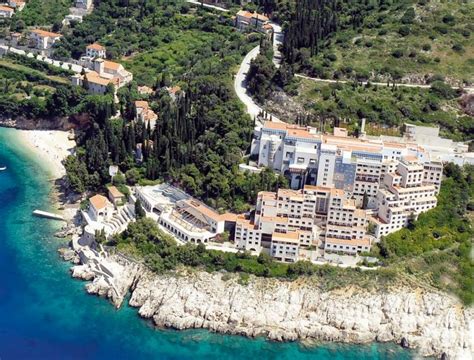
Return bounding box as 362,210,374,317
68,253,473,359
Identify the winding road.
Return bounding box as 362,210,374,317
185,0,229,12
234,23,285,124
296,74,474,93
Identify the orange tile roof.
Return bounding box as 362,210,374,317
325,237,371,247
236,216,257,230
402,155,419,162
138,85,154,94
258,191,277,199
135,100,149,109
0,5,14,11
237,10,269,22
277,188,302,198
168,86,181,94
272,231,299,244
108,186,124,198
89,194,109,210
85,71,117,86
31,29,62,38
286,128,318,140
262,121,289,131
185,199,222,222
219,213,238,222
104,60,121,71
87,43,105,51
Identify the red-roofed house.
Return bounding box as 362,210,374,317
236,10,272,35
29,29,62,50
0,5,14,17
8,0,25,11
88,194,114,222
135,100,158,129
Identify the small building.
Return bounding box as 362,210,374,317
75,0,92,10
93,58,133,87
63,14,83,26
135,100,158,129
0,5,14,18
9,32,22,46
137,85,154,95
166,86,184,102
71,71,118,95
88,194,114,223
235,10,272,34
86,43,106,59
29,29,62,50
107,186,125,206
8,0,25,11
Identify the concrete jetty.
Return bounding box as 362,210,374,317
33,210,65,221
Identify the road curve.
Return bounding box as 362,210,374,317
234,45,282,124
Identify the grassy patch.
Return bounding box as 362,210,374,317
300,1,474,84
13,0,73,27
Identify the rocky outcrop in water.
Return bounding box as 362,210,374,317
71,257,473,359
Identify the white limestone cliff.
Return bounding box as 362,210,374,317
71,258,473,359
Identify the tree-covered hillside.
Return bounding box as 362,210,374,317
60,0,288,212
278,0,473,85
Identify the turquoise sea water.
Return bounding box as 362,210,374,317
0,127,416,359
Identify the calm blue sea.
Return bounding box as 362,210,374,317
0,127,415,359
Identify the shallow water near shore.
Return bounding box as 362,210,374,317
0,127,416,359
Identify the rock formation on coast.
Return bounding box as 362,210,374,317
71,255,473,359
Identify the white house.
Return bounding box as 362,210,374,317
88,194,114,223
86,43,106,59
0,5,14,17
29,29,62,50
8,0,25,11
135,100,158,129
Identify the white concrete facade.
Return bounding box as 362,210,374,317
135,184,235,244
371,156,441,238
235,185,371,261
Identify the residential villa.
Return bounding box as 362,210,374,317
235,10,273,35
81,193,135,245
135,100,158,129
0,5,14,17
138,85,154,95
8,0,25,11
166,86,184,102
29,29,62,50
71,58,133,95
86,43,106,59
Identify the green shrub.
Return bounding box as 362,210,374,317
392,49,404,58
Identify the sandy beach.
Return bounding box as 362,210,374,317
15,130,76,180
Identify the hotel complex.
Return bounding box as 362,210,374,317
135,184,236,245
82,120,474,263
